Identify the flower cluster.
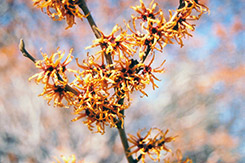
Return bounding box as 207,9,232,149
39,83,75,107
86,25,136,62
128,128,176,163
33,0,86,29
29,0,208,135
127,0,209,61
163,0,210,47
25,0,209,162
29,49,76,107
71,56,127,134
112,57,165,99
29,48,73,84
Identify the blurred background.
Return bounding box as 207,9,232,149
0,0,244,162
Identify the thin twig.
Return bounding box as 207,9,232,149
77,1,100,39
77,0,113,65
19,39,36,63
118,125,137,163
141,44,151,63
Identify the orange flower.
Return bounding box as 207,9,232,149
139,55,166,90
72,92,126,134
111,58,146,99
161,0,209,47
129,0,209,51
131,0,161,22
29,48,78,108
86,25,136,61
29,48,73,85
33,0,86,29
129,0,167,59
71,56,128,134
128,128,176,163
40,82,75,107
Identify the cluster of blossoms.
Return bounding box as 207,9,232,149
33,0,86,29
71,56,127,134
29,48,76,107
30,47,164,134
28,0,209,162
129,0,209,61
127,128,194,163
127,128,176,163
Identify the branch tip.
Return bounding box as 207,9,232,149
19,39,25,53
19,39,36,63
